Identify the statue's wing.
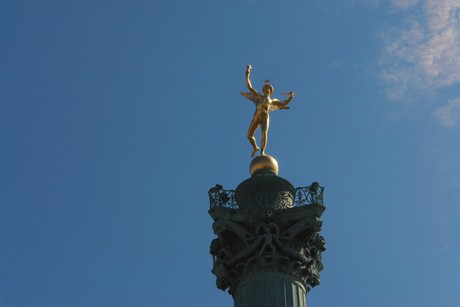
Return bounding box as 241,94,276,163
240,92,259,104
270,99,290,111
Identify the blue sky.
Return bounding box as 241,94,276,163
1,0,459,306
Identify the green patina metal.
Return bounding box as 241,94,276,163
208,169,326,307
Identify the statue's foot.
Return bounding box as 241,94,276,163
251,147,259,157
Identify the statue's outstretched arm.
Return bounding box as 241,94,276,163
245,65,259,96
282,92,295,106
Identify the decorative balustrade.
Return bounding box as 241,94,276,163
208,183,324,209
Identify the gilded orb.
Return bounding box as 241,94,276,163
250,155,279,176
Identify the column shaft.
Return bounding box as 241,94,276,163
234,272,306,307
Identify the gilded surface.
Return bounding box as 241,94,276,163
249,155,279,176
241,65,295,157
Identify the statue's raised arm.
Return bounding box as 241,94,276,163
245,65,259,97
240,65,295,157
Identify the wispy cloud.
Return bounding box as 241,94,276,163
433,97,460,127
362,0,420,11
380,0,460,102
390,0,421,10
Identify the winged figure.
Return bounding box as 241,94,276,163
241,65,295,157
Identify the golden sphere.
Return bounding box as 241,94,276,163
250,155,279,176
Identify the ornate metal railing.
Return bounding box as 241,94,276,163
208,183,324,209
208,184,238,209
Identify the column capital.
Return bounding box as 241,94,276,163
209,198,326,295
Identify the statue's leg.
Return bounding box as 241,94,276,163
270,243,276,255
260,118,269,155
258,243,267,257
247,119,260,157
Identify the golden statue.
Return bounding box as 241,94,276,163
241,64,295,157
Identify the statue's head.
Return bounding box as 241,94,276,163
262,83,274,96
